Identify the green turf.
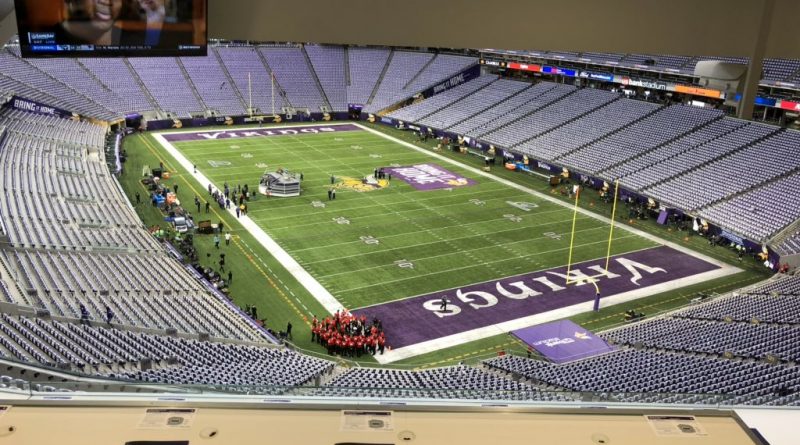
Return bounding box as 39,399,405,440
118,122,772,368
170,128,656,309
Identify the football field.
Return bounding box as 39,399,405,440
153,123,739,363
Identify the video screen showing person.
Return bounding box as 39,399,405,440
15,0,207,57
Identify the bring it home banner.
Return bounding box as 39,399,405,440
7,96,77,119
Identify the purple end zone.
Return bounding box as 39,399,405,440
353,245,721,349
511,320,616,364
384,164,477,191
162,123,362,142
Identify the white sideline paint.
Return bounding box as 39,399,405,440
152,129,344,315
155,123,741,364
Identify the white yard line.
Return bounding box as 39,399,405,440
301,217,595,266
320,229,635,283
263,203,577,234
248,185,513,217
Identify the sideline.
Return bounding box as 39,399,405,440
152,129,344,315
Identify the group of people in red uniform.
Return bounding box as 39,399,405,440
311,310,387,357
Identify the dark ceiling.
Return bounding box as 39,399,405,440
1,0,798,59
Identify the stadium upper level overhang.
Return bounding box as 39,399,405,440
206,0,800,60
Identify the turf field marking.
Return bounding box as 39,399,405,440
355,123,738,273
152,131,344,315
156,123,742,336
235,238,312,324
288,134,502,274
287,217,552,253
280,134,526,277
275,134,510,277
331,233,641,290
387,184,532,262
260,203,575,234
299,217,597,266
137,134,316,327
249,193,515,225
176,144,418,165
246,185,513,216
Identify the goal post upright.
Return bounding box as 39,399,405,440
564,186,581,286
248,72,253,118
563,179,620,308
604,179,621,273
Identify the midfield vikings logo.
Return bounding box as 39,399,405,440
446,178,471,186
335,176,389,192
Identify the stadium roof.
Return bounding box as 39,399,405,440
1,0,797,59
205,0,800,59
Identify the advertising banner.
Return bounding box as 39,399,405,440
778,100,800,112
480,59,505,67
420,65,481,98
579,71,614,82
754,96,777,107
507,62,541,72
674,85,724,99
7,95,76,119
733,95,778,107
616,76,668,91
542,66,576,77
